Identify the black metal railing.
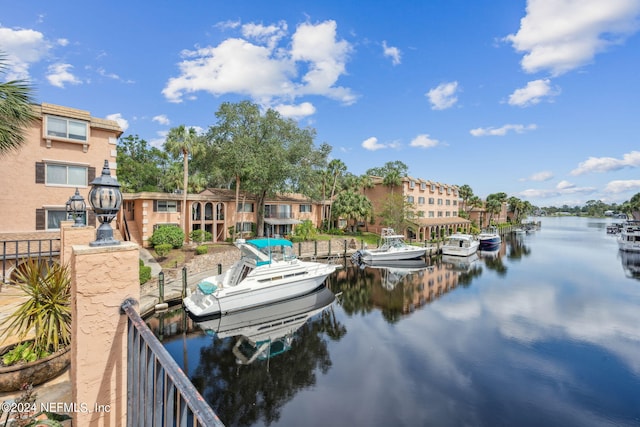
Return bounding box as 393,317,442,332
1,239,60,283
121,299,224,427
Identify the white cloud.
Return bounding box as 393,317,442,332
519,180,596,199
382,41,401,65
470,123,537,137
410,134,439,148
152,115,170,126
528,171,554,182
241,21,287,49
273,102,316,119
505,0,640,76
603,180,640,193
362,137,386,151
0,26,51,80
163,20,356,109
46,63,82,88
570,151,640,175
106,113,129,133
508,79,559,107
426,81,459,110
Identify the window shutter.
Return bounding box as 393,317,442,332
35,162,45,184
35,209,45,230
153,200,158,212
88,166,96,183
178,201,182,212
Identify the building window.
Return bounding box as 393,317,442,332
407,196,414,203
299,204,312,213
46,116,88,142
437,199,443,205
409,180,415,188
47,209,86,230
446,211,451,217
429,211,435,218
237,202,254,213
418,197,425,205
430,184,435,192
447,188,451,195
236,222,254,232
452,211,458,217
46,163,87,186
453,200,457,206
438,211,443,217
156,200,178,212
429,198,434,204
420,182,426,190
446,200,451,206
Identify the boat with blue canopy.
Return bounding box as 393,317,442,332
183,238,339,320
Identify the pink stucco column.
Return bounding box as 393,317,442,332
69,241,140,426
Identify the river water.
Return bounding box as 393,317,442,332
150,216,640,427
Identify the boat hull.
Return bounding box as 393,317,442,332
360,247,426,263
478,236,501,250
184,264,336,320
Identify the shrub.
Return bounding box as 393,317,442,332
0,258,71,364
150,225,184,248
154,243,172,259
190,229,212,243
139,259,151,285
195,245,208,255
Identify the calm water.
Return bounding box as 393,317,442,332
149,217,640,427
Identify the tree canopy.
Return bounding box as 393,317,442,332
0,53,37,156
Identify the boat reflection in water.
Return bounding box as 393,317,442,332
619,250,640,280
358,259,429,290
192,285,336,364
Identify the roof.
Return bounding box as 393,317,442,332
247,238,293,249
414,217,471,226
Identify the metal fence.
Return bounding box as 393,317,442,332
121,298,225,427
1,239,60,283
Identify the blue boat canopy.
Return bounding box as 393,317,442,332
248,238,293,249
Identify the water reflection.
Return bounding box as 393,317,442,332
193,286,336,365
619,250,640,280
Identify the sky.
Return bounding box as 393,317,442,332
2,0,640,208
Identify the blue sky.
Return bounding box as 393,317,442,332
2,0,640,207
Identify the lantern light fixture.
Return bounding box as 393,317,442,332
88,160,122,247
66,188,86,227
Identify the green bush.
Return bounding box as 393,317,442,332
195,245,209,255
154,243,172,258
190,229,212,243
150,225,184,248
139,259,151,285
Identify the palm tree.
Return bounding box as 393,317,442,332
326,159,347,226
164,125,202,234
383,169,402,194
0,53,37,155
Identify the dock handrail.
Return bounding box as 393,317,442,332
121,298,225,426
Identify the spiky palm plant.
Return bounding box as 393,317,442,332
0,53,38,156
1,258,71,365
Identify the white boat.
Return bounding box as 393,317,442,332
441,233,479,257
193,285,336,364
353,228,426,263
617,220,640,252
478,226,502,250
183,238,339,320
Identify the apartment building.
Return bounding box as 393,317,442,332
0,103,122,237
120,189,324,247
364,176,471,240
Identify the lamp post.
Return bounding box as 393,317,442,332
66,188,86,227
89,160,122,247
